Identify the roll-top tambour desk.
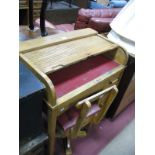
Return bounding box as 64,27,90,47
19,28,128,155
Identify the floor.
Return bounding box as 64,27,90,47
98,119,135,155
56,102,135,155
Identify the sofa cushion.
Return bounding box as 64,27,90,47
88,18,113,33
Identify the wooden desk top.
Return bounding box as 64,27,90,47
20,28,118,74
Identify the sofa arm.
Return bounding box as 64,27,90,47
74,8,121,32
87,17,113,33
74,21,88,30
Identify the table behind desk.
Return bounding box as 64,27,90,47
19,62,45,141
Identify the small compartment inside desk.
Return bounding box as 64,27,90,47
48,55,119,98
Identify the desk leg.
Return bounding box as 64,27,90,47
48,109,57,155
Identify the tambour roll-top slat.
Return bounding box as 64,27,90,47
20,28,119,74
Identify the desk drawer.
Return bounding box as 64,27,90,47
57,68,123,115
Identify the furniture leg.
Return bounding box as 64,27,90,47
50,0,53,8
40,0,48,36
48,108,57,155
69,0,72,7
64,137,72,155
29,0,34,30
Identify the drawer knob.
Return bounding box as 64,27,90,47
110,79,118,84
60,108,65,112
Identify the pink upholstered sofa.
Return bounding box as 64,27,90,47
35,8,121,33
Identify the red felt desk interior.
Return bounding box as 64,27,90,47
48,55,119,98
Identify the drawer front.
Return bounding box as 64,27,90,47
107,71,122,86
33,10,40,19
57,68,124,115
34,1,42,9
19,0,27,4
19,0,28,8
19,1,42,9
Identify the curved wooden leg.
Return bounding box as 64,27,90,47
48,108,57,155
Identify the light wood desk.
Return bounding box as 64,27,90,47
20,28,128,155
